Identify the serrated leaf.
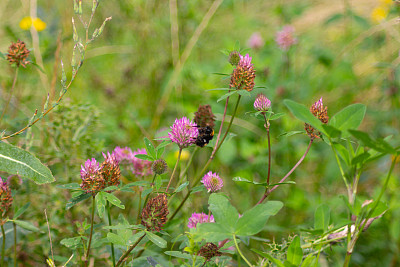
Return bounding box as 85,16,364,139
144,138,156,159
14,203,30,220
174,181,189,193
146,231,167,248
66,193,91,210
12,220,41,232
0,142,54,184
57,183,81,190
287,236,303,265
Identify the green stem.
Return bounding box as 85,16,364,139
0,67,19,127
85,196,96,266
343,252,352,267
262,114,271,185
107,202,115,267
115,233,145,267
13,222,17,267
165,148,182,192
179,147,198,180
330,139,351,197
1,223,5,267
169,95,241,220
233,235,252,267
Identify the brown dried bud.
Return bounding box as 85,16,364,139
141,194,169,232
198,242,222,261
6,40,30,68
194,105,216,128
305,97,328,139
100,152,121,190
0,179,13,215
230,54,256,92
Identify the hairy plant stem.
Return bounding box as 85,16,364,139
1,222,5,267
115,234,146,267
343,156,398,267
169,95,241,220
257,139,313,205
166,148,182,193
233,235,252,267
0,68,19,127
85,196,96,267
106,202,115,267
13,222,16,267
262,113,271,185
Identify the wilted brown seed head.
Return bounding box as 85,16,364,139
7,40,30,68
194,105,216,128
100,152,121,190
0,179,13,215
305,98,329,139
230,54,256,92
141,194,169,232
198,242,222,261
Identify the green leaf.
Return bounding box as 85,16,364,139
329,104,366,137
217,91,237,103
314,204,330,231
14,202,30,220
194,223,231,242
278,131,304,138
370,201,388,218
155,140,171,150
134,154,154,161
124,181,151,187
300,254,316,267
103,186,118,192
146,231,167,248
322,125,341,139
142,188,153,198
174,181,189,193
351,152,370,166
96,192,106,218
164,251,192,260
251,248,285,267
0,141,54,184
103,192,125,209
208,193,239,232
287,236,303,265
144,137,156,159
66,193,91,210
107,232,126,246
237,90,251,97
235,201,283,236
269,113,285,120
127,231,146,245
283,100,326,135
154,176,162,191
0,52,5,59
12,220,41,232
60,237,82,249
190,185,205,194
349,130,396,154
57,183,81,190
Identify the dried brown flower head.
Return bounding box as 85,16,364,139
230,54,256,92
80,158,105,195
0,179,13,215
100,152,121,190
305,98,329,139
198,242,222,261
141,194,169,232
194,105,216,128
7,40,30,68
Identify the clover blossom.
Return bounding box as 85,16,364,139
101,151,121,188
201,171,223,193
80,158,104,195
188,212,215,229
230,54,256,92
168,117,198,149
305,97,329,139
276,26,297,51
0,178,13,215
254,94,271,112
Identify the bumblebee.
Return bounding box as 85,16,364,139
195,126,214,147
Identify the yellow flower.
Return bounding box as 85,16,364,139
175,149,190,161
371,6,388,23
19,16,46,32
32,18,46,32
19,17,32,30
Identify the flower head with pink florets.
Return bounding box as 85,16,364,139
254,94,271,112
201,171,223,193
276,25,297,51
230,54,256,92
80,158,104,195
131,148,153,177
168,117,199,149
188,212,215,229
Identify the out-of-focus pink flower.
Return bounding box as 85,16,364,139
132,148,153,177
275,26,297,51
247,32,264,50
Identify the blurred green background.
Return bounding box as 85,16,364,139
0,0,399,266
